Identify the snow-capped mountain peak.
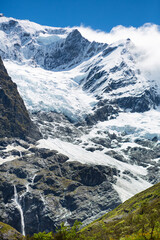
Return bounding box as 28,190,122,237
0,16,106,71
1,15,159,121
0,15,160,235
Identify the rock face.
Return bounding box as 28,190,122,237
0,57,40,139
0,134,159,236
43,29,105,70
0,18,106,71
0,140,121,236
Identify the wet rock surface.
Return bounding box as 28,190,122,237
85,103,119,126
112,89,160,112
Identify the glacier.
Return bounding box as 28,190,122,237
4,60,96,122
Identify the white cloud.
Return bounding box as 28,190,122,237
74,24,160,83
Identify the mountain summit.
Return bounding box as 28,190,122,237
0,15,159,119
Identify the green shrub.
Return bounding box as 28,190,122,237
33,231,53,240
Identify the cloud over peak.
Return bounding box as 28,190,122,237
76,23,160,83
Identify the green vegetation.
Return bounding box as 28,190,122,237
0,221,23,240
80,181,160,239
25,221,84,240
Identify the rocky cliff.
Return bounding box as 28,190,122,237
0,138,120,236
0,57,40,139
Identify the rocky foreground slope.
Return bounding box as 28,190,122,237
0,137,121,236
1,181,160,239
0,222,22,240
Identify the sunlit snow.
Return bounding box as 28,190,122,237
38,137,152,202
95,109,160,141
37,33,67,45
4,61,96,122
113,176,151,202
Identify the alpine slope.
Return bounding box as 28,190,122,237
0,15,160,234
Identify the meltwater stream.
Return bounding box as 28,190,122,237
13,175,37,236
13,185,25,236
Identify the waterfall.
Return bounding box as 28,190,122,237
13,185,25,236
25,174,36,193
31,174,36,185
19,151,22,158
13,174,36,235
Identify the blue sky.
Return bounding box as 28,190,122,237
1,0,160,31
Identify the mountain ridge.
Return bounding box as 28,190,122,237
1,15,159,120
0,16,106,71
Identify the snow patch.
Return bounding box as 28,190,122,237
38,138,151,202
96,110,160,141
38,138,148,176
113,175,152,202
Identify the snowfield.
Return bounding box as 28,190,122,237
38,137,152,202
